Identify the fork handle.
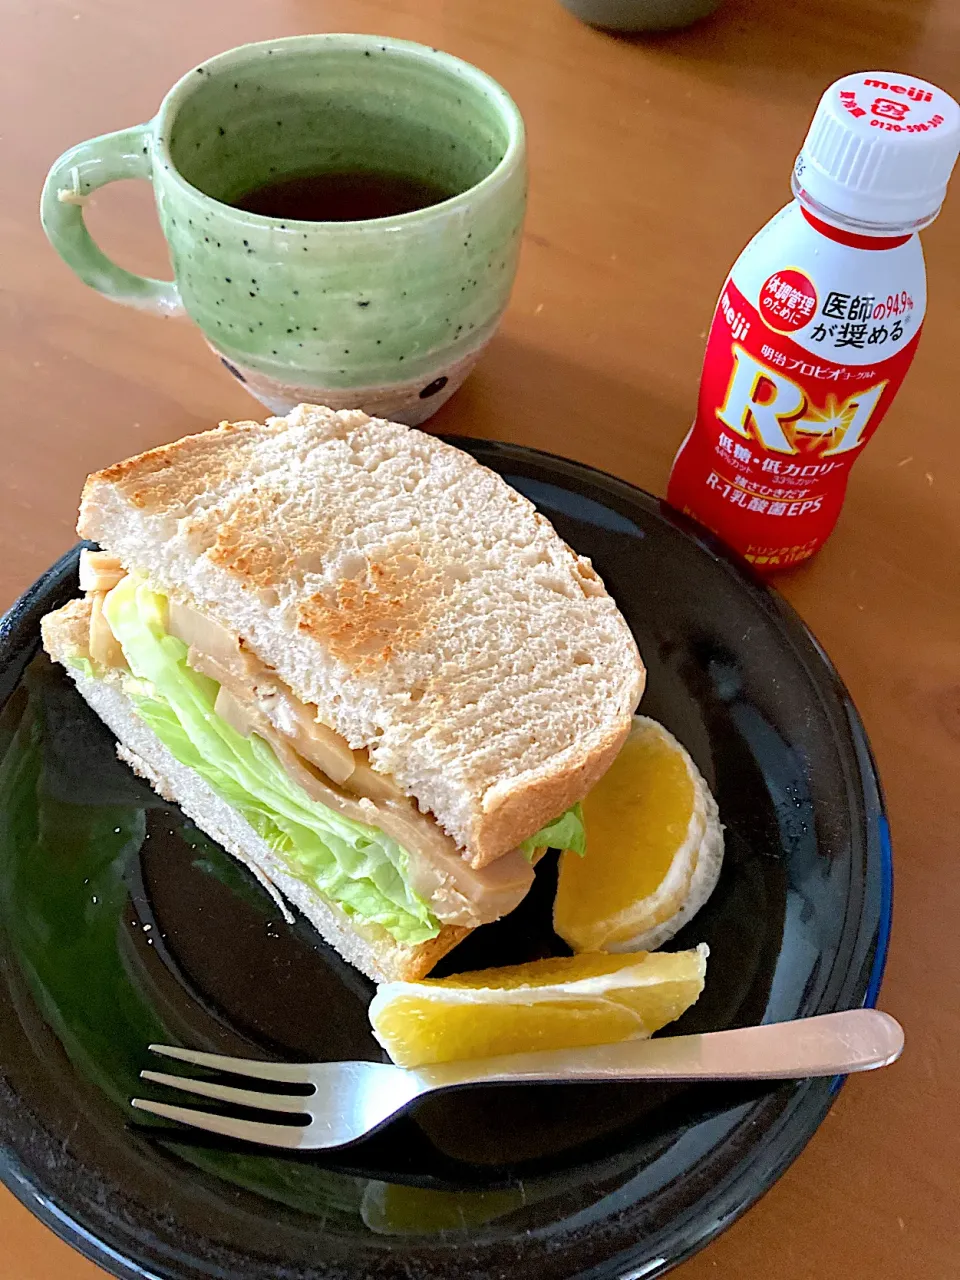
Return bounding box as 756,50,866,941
414,1010,903,1090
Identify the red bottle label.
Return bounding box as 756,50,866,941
668,276,921,570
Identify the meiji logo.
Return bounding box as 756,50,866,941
841,81,939,128
863,78,933,103
715,345,887,456
720,290,751,341
872,98,910,122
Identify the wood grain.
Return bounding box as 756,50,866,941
2,0,958,1276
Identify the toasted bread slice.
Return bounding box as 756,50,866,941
76,405,645,866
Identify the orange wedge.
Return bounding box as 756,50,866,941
367,947,707,1068
554,716,723,953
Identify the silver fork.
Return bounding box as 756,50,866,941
131,1008,902,1151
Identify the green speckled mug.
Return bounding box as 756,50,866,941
40,35,526,425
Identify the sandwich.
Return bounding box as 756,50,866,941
41,405,645,982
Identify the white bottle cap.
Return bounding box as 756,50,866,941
794,71,960,229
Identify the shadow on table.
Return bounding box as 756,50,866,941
432,332,688,491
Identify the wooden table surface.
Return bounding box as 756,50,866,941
2,0,958,1276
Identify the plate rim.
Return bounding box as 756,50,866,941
0,440,892,1280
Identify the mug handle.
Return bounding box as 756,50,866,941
40,123,183,315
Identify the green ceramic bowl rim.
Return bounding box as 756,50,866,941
151,33,526,231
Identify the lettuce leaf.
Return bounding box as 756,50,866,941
102,575,440,945
65,655,96,680
520,801,586,859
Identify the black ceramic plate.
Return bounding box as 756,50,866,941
0,440,890,1280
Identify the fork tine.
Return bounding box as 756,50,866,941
140,1070,309,1115
148,1044,313,1084
130,1098,311,1148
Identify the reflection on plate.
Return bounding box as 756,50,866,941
0,439,890,1280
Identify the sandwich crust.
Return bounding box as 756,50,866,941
76,405,645,864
